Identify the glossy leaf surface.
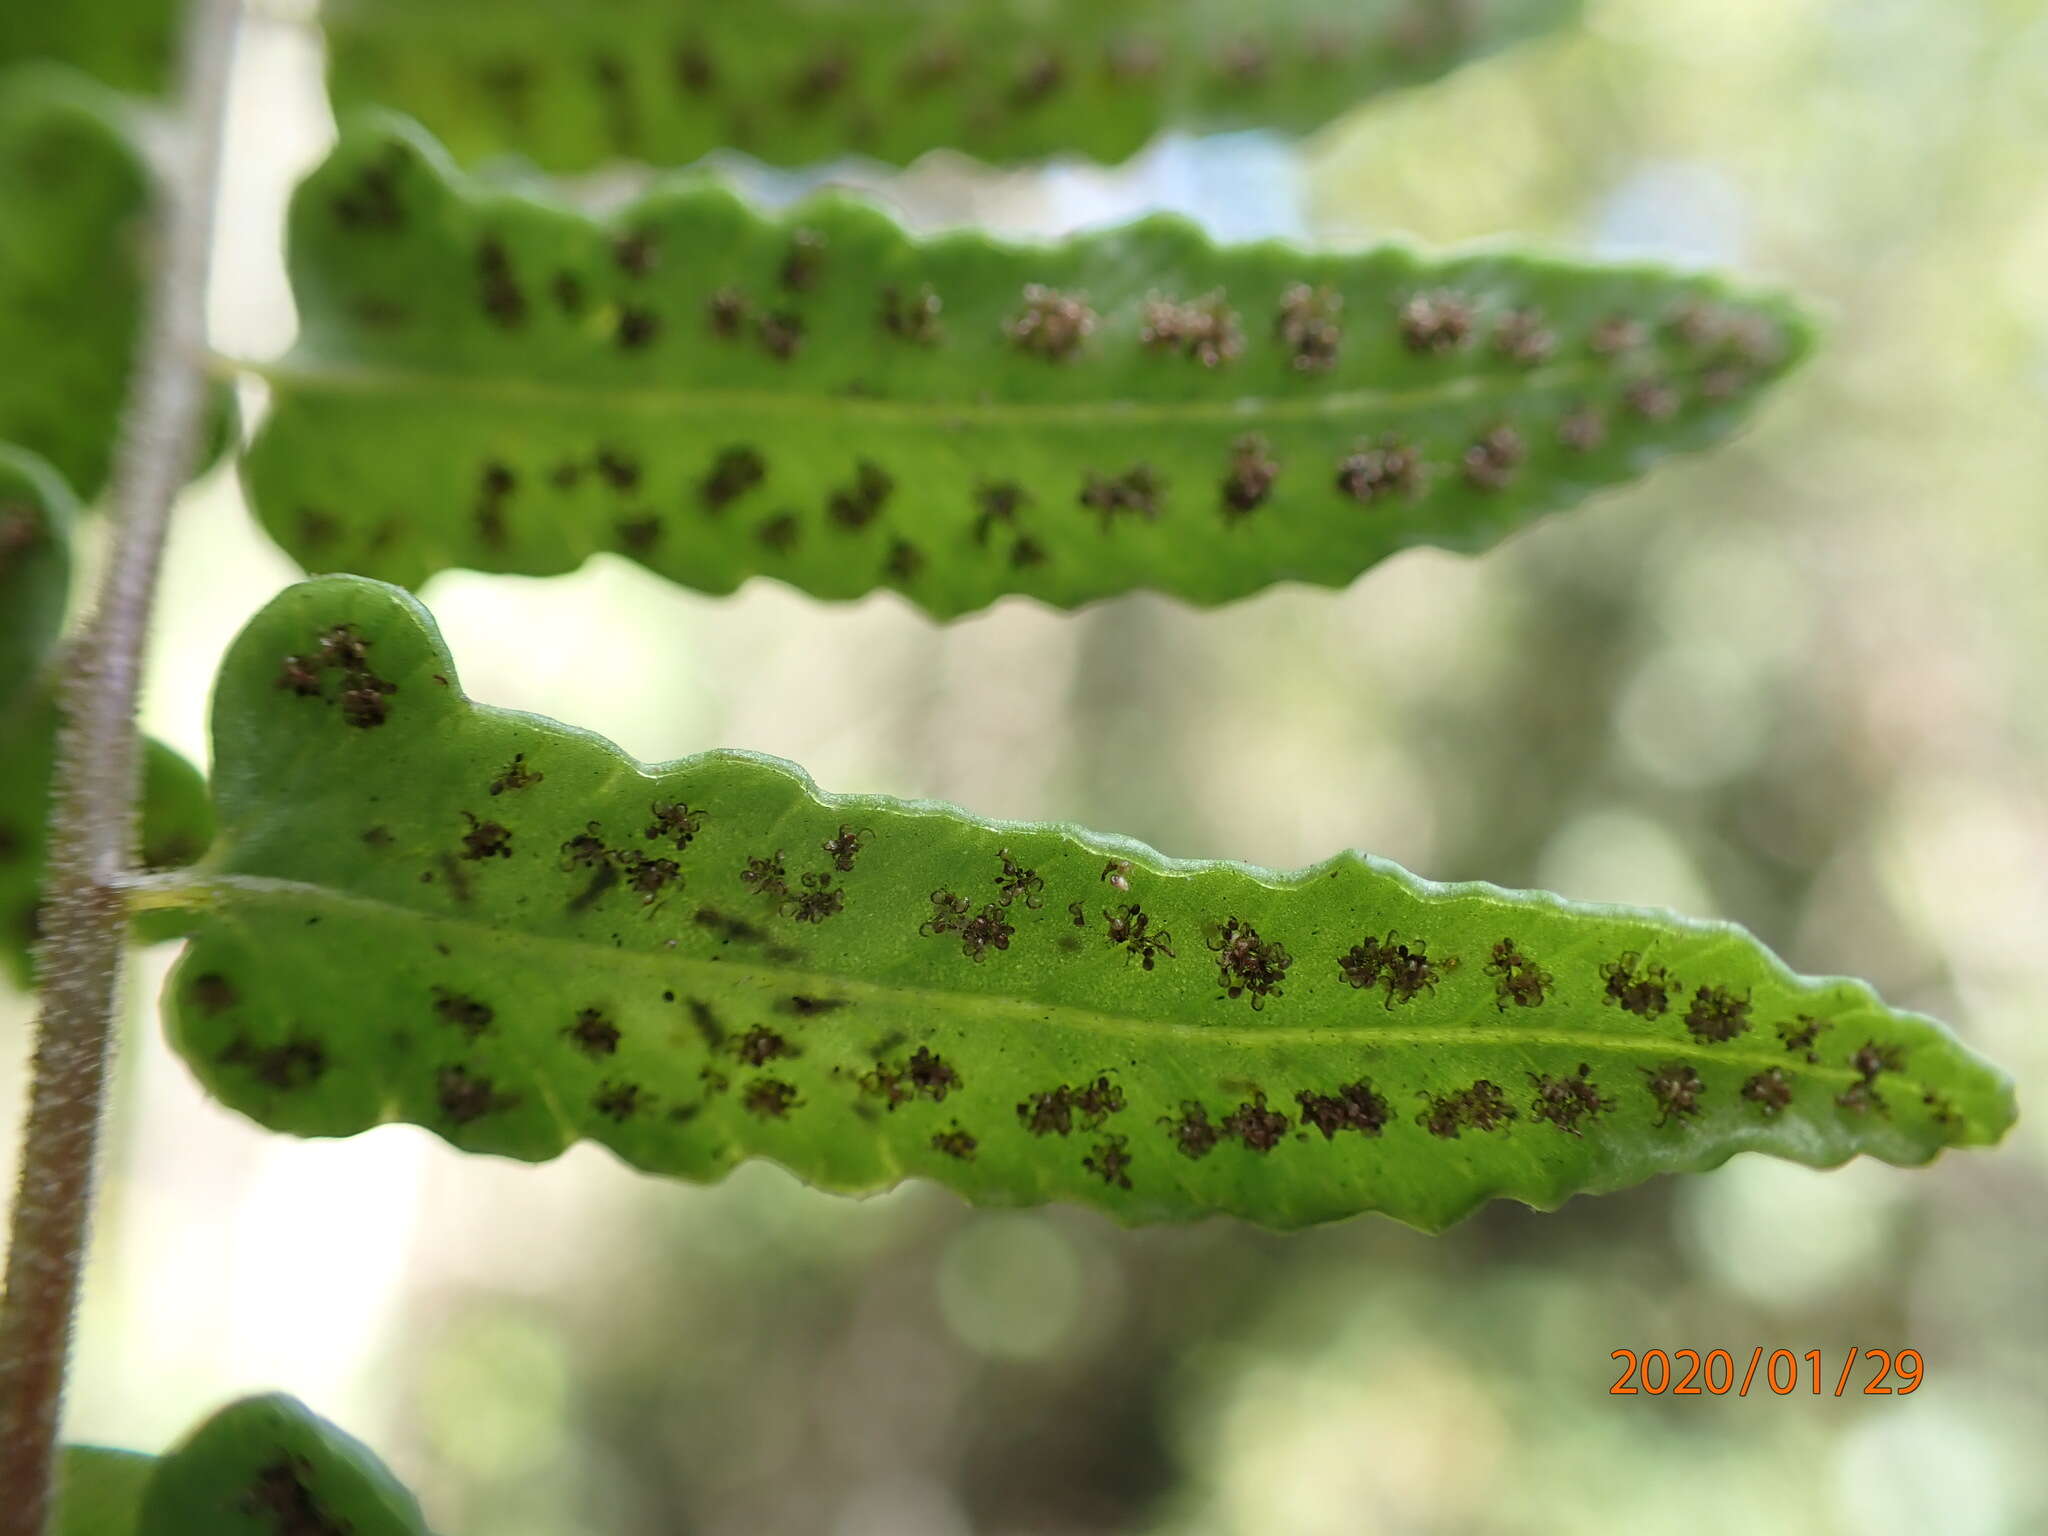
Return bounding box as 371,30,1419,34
245,117,1812,619
323,0,1580,171
157,577,2013,1232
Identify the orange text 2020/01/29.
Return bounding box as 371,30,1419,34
1610,1348,1924,1397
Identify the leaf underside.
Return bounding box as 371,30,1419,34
135,1395,428,1536
0,684,216,990
0,69,149,503
0,448,213,989
0,444,73,717
56,1447,155,1536
246,117,1811,621
321,0,1582,171
161,578,2012,1233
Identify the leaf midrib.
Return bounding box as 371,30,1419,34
158,870,1881,1086
231,353,1615,428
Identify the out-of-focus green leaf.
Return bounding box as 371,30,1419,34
0,3,177,97
0,443,73,715
1,683,215,989
0,68,148,503
155,577,2013,1233
137,1395,429,1535
56,1446,155,1536
322,0,1582,171
244,117,1811,620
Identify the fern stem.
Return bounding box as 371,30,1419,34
0,2,241,1529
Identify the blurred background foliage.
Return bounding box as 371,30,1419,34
2,0,2045,1530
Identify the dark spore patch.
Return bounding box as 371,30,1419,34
1162,1102,1223,1159
565,1007,621,1057
706,286,750,338
1741,1068,1793,1116
907,1047,960,1101
700,445,767,511
743,1077,801,1118
1018,1087,1075,1137
826,459,894,531
644,801,705,850
820,824,869,871
189,972,239,1016
1079,464,1166,530
459,813,513,861
736,1026,796,1066
1484,938,1552,1009
1139,290,1244,368
758,311,804,360
1084,1135,1133,1189
1208,917,1292,1009
1777,1014,1830,1063
780,871,845,924
551,270,585,314
922,890,1015,961
1836,1080,1888,1116
1684,984,1753,1043
993,848,1045,909
1461,425,1526,492
1337,931,1455,1008
616,306,660,349
1009,48,1067,109
1642,1063,1704,1126
1101,904,1175,969
490,753,542,795
1335,436,1423,504
612,228,660,277
1008,284,1096,361
218,1035,327,1092
477,236,527,327
593,1080,644,1121
1399,289,1476,354
1601,952,1675,1018
780,227,826,291
1527,1064,1612,1136
438,1065,515,1125
859,1063,911,1109
1222,434,1280,520
595,447,642,491
881,283,943,345
1296,1080,1390,1139
329,145,406,230
1221,1093,1289,1152
884,539,925,582
431,988,494,1040
616,515,662,554
1276,283,1342,372
972,481,1029,544
1010,536,1047,568
1417,1080,1518,1138
932,1125,978,1160
1850,1040,1905,1082
240,1453,349,1536
673,41,716,92
757,512,801,553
